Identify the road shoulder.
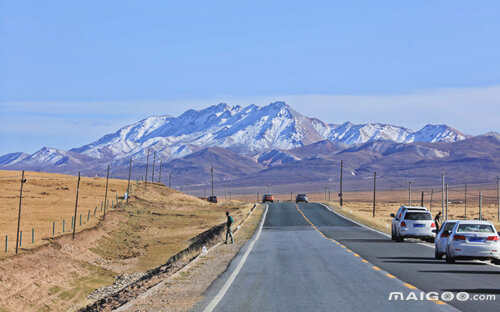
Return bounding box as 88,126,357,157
116,204,266,312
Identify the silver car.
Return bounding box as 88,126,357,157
445,220,500,264
434,220,458,259
391,208,435,242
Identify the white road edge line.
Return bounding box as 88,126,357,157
202,203,269,312
319,203,500,268
114,203,259,312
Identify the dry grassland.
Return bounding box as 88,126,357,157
321,187,500,234
0,170,129,256
0,170,252,312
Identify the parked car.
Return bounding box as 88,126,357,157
434,220,458,259
391,207,435,242
207,195,218,203
262,194,274,203
296,194,309,203
445,220,500,264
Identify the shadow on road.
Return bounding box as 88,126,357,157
378,257,486,265
340,239,391,243
420,270,500,275
441,288,500,294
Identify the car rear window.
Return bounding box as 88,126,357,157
457,224,495,233
404,212,432,220
443,222,456,232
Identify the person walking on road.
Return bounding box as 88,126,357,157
225,211,234,244
434,211,442,232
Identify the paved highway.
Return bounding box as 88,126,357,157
299,202,500,312
195,202,499,312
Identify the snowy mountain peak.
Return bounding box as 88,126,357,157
412,124,467,143
66,102,468,162
0,152,30,166
2,102,469,169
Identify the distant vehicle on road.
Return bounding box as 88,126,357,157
391,206,435,242
445,220,500,264
207,195,218,203
434,220,458,259
262,194,274,203
295,194,309,203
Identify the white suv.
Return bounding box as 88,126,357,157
391,206,436,242
445,220,500,264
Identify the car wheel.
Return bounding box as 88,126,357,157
396,232,404,242
446,248,455,264
434,249,442,259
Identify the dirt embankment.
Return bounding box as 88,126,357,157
0,176,252,312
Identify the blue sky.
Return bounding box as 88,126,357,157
1,1,500,154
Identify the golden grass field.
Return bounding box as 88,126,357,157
0,170,253,312
0,170,129,256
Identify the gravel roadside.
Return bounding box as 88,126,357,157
116,205,265,312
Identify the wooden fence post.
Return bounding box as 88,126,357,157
15,170,26,254
72,172,81,240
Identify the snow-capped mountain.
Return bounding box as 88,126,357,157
325,122,466,145
70,102,327,162
67,102,466,163
6,147,98,172
0,152,30,167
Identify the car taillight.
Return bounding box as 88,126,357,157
487,236,499,241
431,222,436,228
400,221,406,227
454,235,466,241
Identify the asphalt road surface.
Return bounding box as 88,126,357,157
194,202,499,312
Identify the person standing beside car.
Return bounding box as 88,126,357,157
225,211,234,244
434,211,442,232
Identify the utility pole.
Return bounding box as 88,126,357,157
324,187,327,201
408,181,413,206
104,165,110,219
372,171,376,217
445,184,449,220
339,160,343,208
211,167,214,197
15,170,26,254
151,151,156,183
420,191,424,207
479,191,483,220
441,173,445,216
72,172,81,240
429,189,434,212
145,149,150,186
169,172,172,188
464,183,467,219
127,158,132,204
497,177,499,222
158,160,162,183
